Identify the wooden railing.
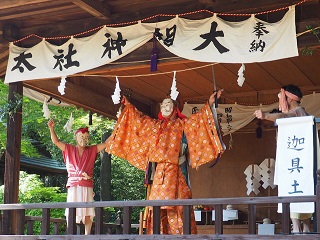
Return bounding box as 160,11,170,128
0,194,319,238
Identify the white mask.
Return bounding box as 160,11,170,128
75,132,89,147
160,98,174,118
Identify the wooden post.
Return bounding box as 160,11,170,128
2,82,23,234
67,208,77,234
247,204,256,234
100,132,111,224
281,203,290,234
122,206,132,234
95,207,104,234
153,206,160,234
41,208,50,235
214,204,223,234
16,209,25,235
182,205,191,234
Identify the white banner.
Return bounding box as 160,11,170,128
4,6,297,83
182,93,320,135
275,116,314,213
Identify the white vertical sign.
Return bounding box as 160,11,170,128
275,116,314,213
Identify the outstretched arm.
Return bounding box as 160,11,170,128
47,119,66,151
96,139,110,153
253,110,292,122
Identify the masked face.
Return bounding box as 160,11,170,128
160,98,174,118
75,132,89,147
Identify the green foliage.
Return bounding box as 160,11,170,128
0,92,22,121
111,156,146,223
300,25,320,56
0,171,67,234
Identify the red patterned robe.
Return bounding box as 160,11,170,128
105,103,224,234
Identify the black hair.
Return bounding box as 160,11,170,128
282,84,302,103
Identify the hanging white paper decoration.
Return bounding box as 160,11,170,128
42,97,51,119
58,76,67,95
244,164,262,195
111,76,121,104
237,63,245,87
259,158,276,189
63,113,73,132
170,71,179,100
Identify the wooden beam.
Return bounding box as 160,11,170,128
71,0,111,21
0,1,74,21
23,78,154,119
199,0,317,14
0,0,53,9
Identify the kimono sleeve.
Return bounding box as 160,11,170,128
105,104,157,171
184,103,225,168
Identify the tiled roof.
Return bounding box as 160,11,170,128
20,155,66,174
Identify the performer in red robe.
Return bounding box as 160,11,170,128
105,91,225,234
48,120,109,235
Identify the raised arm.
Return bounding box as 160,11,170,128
208,89,222,108
47,119,66,151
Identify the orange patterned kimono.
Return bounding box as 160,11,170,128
105,103,224,234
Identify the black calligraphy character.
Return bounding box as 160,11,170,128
225,107,232,113
193,21,229,54
154,28,163,40
217,113,223,124
226,114,232,124
11,52,36,73
53,49,65,71
288,180,303,194
253,22,269,39
64,43,79,69
192,107,199,114
102,32,127,59
249,39,266,52
154,26,177,47
288,157,303,173
163,25,177,47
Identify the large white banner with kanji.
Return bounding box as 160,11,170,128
4,6,297,83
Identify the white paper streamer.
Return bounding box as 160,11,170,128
63,113,73,132
58,76,67,95
237,63,245,87
259,158,276,189
42,97,51,119
170,71,179,100
111,77,121,104
244,164,261,195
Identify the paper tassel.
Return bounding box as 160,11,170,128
150,35,158,72
237,63,245,87
63,113,73,132
170,71,179,100
111,77,121,104
42,98,51,119
58,76,67,95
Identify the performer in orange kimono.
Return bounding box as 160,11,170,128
105,91,225,234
